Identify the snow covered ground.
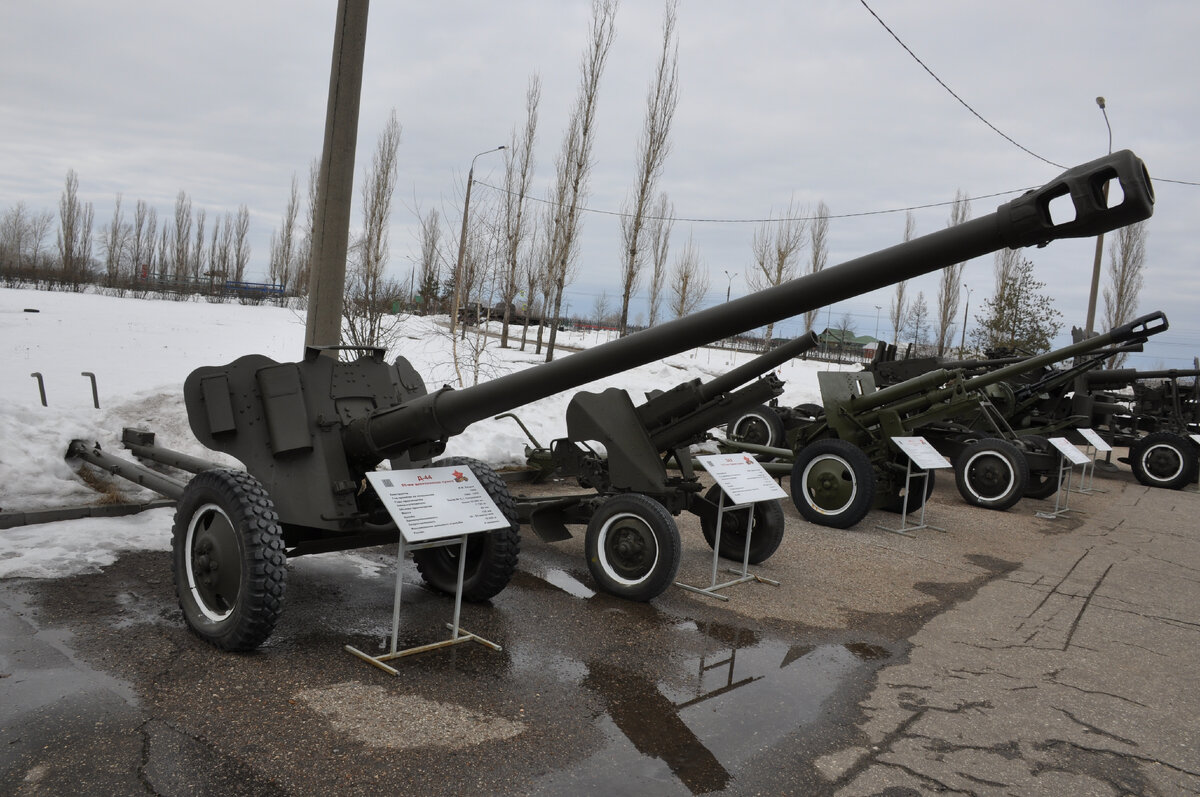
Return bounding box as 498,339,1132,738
0,286,847,578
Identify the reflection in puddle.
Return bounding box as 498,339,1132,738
532,622,893,795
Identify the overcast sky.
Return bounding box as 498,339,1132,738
2,1,1198,366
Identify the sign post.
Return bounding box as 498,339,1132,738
1036,438,1090,519
878,437,952,536
677,454,787,601
345,466,510,674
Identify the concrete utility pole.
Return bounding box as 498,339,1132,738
449,146,505,337
1083,96,1113,338
304,0,370,353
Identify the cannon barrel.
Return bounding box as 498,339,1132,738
344,149,1154,462
1085,368,1200,388
699,331,818,402
843,311,1167,417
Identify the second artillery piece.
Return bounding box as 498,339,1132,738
723,312,1168,528
65,150,1154,651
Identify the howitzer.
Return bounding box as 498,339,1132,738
66,150,1154,650
724,312,1167,528
1074,364,1200,488
504,332,818,600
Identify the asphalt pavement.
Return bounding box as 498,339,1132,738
1,461,1197,795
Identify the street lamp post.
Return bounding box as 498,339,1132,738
450,145,505,336
873,304,882,341
959,283,973,356
1083,96,1113,338
723,270,736,303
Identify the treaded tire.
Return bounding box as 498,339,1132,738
1129,432,1198,490
1018,435,1061,499
585,493,681,601
699,484,786,564
727,404,786,449
413,457,520,601
171,469,287,652
880,467,936,513
789,439,876,529
954,439,1030,510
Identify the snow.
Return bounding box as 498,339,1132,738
0,286,844,578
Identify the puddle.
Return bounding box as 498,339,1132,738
529,621,894,795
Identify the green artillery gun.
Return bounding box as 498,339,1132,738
501,332,817,600
723,312,1167,528
1077,364,1200,488
64,150,1153,650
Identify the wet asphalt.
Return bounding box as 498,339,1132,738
1,461,1197,795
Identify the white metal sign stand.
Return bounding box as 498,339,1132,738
1187,434,1200,494
1072,428,1112,494
345,467,509,675
877,437,952,536
677,454,787,601
1036,438,1090,520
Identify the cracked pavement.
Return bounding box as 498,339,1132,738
1,465,1197,794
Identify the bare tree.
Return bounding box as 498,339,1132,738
130,200,156,283
342,110,403,352
232,205,251,284
617,0,678,337
99,193,129,289
669,233,709,318
57,169,94,289
499,75,541,347
518,214,542,350
592,290,613,326
544,0,618,362
802,200,830,334
904,290,931,352
646,192,673,327
416,207,444,315
1102,219,1147,367
207,214,221,293
156,225,170,282
747,197,806,349
0,202,28,272
191,207,206,283
889,211,916,347
934,190,971,355
269,174,300,296
295,158,320,298
171,190,192,282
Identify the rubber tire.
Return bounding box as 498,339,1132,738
727,404,786,448
699,484,786,564
880,468,936,513
1018,435,1061,499
1129,432,1198,490
413,457,521,601
171,469,287,652
954,439,1030,510
789,439,876,529
584,493,681,601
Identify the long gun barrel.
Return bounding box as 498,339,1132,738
1085,368,1200,389
343,150,1154,462
843,311,1167,418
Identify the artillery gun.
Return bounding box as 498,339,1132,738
65,150,1153,650
723,312,1167,527
502,333,817,599
1077,364,1200,488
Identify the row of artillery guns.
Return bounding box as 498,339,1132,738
720,311,1185,529
62,151,1156,651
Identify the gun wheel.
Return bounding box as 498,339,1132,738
880,466,936,513
699,485,785,564
789,439,875,529
727,404,786,449
414,457,520,601
1129,432,1198,490
585,494,681,601
954,439,1029,510
171,469,287,651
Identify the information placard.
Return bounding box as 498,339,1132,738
1190,434,1200,446
365,467,510,543
1048,437,1090,465
1076,427,1113,452
696,453,787,503
892,436,953,470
